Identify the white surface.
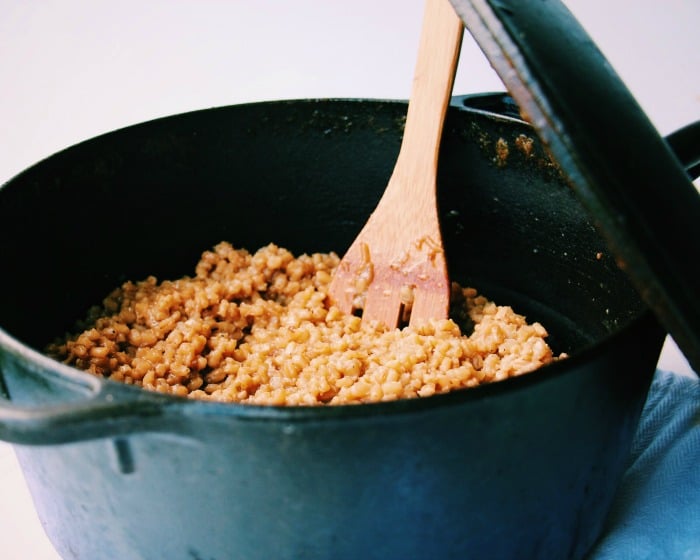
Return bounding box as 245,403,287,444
0,1,698,558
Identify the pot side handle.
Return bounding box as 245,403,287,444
0,357,183,445
450,91,523,120
665,121,700,182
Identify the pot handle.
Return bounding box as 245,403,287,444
0,353,185,445
665,121,700,181
451,91,523,120
454,92,700,183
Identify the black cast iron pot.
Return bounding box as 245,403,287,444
0,95,696,559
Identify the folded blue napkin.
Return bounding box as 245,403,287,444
590,369,700,559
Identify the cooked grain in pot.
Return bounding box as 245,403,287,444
46,242,565,405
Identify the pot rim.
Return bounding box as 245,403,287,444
0,306,660,423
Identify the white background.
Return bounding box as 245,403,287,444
1,1,698,558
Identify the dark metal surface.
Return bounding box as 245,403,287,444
666,120,700,180
450,0,700,373
0,98,669,559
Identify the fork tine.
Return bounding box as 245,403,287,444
362,279,403,328
328,257,358,315
410,278,450,327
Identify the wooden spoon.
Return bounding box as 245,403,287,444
328,0,464,328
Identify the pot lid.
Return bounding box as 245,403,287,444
449,0,700,373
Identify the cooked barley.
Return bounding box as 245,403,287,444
46,242,564,405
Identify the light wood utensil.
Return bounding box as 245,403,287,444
328,0,464,328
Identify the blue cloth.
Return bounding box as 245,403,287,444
590,369,700,559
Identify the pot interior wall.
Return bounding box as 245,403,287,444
0,99,644,356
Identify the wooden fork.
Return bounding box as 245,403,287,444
328,0,464,328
